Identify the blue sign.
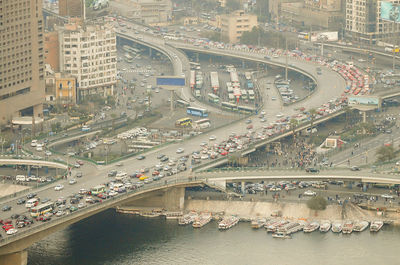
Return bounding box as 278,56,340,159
156,77,185,87
381,2,400,22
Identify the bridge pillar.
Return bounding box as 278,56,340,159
363,183,368,192
163,187,185,210
241,181,246,195
196,53,199,62
27,165,31,177
0,250,27,265
149,48,152,57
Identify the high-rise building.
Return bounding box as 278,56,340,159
58,20,117,98
0,0,45,125
218,10,257,43
345,0,400,44
59,0,85,18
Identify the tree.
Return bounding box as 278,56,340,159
290,118,299,143
307,196,327,211
376,145,396,162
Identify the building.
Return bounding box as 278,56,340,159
219,10,257,43
58,20,117,98
0,0,45,125
113,0,172,25
44,32,60,72
345,0,400,44
279,0,344,30
45,71,78,104
59,0,85,18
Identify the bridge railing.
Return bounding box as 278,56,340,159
0,176,205,246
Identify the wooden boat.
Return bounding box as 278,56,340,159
353,221,369,232
370,221,384,232
319,220,331,233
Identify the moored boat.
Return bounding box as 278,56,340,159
165,211,183,219
370,221,384,232
266,220,289,233
304,221,320,233
353,221,369,232
272,232,292,239
278,221,303,234
319,220,331,233
219,216,239,230
331,221,343,233
342,221,354,234
192,212,212,228
178,212,198,225
251,218,266,229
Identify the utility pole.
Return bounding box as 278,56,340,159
285,37,288,81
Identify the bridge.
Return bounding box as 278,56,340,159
0,159,68,170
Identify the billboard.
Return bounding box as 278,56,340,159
348,96,380,107
310,32,338,42
156,76,185,87
381,2,400,22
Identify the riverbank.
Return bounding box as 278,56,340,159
184,199,400,224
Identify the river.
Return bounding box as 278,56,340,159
28,209,400,265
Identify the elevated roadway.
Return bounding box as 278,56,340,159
0,159,68,170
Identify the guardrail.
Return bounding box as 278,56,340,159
0,176,205,247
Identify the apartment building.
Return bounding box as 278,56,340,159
59,0,85,18
0,0,45,125
58,20,117,98
345,0,400,44
114,0,172,25
219,10,257,43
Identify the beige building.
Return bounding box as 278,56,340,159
345,0,400,44
280,0,344,30
219,10,257,43
59,0,85,18
58,20,117,98
0,0,45,125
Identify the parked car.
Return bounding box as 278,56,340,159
305,167,319,173
2,206,11,211
54,184,64,191
303,190,316,196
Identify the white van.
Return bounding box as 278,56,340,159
25,198,39,208
15,175,26,182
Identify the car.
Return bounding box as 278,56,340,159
209,135,216,141
160,156,169,162
269,186,281,192
17,198,26,205
26,193,37,199
45,151,52,156
69,206,78,213
381,194,394,199
74,163,81,168
2,206,11,211
79,188,88,195
54,184,64,191
157,154,165,159
42,198,51,203
10,214,20,219
305,167,319,173
303,190,316,196
76,172,83,178
108,170,117,177
55,210,66,217
6,228,18,235
137,155,146,160
76,160,84,166
108,190,118,197
245,119,252,124
176,148,184,154
247,124,253,130
350,166,361,171
77,203,86,209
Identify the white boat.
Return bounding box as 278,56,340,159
178,212,198,225
266,220,289,233
342,221,354,234
319,220,331,233
331,222,343,233
272,232,292,239
304,221,320,233
219,216,239,230
278,222,304,234
192,212,212,228
165,211,183,219
370,221,384,232
251,218,266,229
353,221,369,232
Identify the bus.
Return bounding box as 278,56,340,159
221,101,238,111
124,54,134,63
175,117,192,127
238,105,257,114
176,99,190,107
210,72,219,94
190,70,196,89
91,185,106,196
30,202,55,218
248,90,255,100
187,107,208,117
194,118,211,129
208,93,220,104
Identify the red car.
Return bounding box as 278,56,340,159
152,171,160,176
3,224,14,231
97,193,108,199
220,151,228,156
246,124,253,129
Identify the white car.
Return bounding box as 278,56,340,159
381,194,394,199
269,186,281,192
69,179,77,185
45,151,52,156
6,228,18,235
55,210,65,217
116,171,127,178
54,184,64,191
209,135,216,141
176,148,184,154
108,190,118,197
303,190,316,196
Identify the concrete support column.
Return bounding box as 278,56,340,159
242,60,245,68
363,183,368,192
27,165,31,177
149,48,152,57
196,53,199,62
163,187,185,210
241,181,245,195
0,250,28,265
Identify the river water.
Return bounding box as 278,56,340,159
28,209,400,265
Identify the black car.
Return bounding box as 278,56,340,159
2,206,11,211
10,214,20,219
27,193,37,199
305,167,319,173
136,155,146,160
17,198,26,205
160,156,169,162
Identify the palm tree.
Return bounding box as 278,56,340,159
290,118,299,143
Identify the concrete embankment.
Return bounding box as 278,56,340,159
184,199,398,222
0,183,28,198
